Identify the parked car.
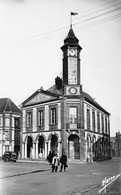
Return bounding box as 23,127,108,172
2,151,17,162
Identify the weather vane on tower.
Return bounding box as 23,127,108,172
70,11,78,29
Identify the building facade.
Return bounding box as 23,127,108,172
0,98,21,157
20,27,111,162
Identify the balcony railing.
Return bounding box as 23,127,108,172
37,125,44,131
66,123,81,130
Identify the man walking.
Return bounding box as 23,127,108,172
59,152,68,172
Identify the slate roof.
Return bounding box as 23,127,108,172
61,27,82,51
21,88,61,108
47,85,63,95
20,82,110,115
64,28,79,44
0,98,21,114
47,85,110,115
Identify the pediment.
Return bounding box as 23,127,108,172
25,92,57,106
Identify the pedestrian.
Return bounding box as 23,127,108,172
90,151,94,163
87,149,91,163
30,147,34,160
47,151,54,165
59,152,68,172
51,153,60,172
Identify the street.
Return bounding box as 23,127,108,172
0,157,121,195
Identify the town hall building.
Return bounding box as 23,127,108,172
20,27,111,162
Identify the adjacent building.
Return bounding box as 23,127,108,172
0,98,21,157
20,27,111,162
115,132,121,157
110,136,116,157
110,132,121,157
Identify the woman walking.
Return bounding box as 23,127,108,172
51,153,60,172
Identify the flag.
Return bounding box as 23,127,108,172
71,12,78,16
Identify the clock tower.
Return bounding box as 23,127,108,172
61,27,82,95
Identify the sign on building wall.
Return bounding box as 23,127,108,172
3,131,10,141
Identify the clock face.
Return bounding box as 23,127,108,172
69,87,77,94
69,48,77,56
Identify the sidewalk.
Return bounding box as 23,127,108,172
0,158,50,179
17,158,48,163
2,156,121,165
110,156,121,162
18,156,121,164
68,158,86,164
18,158,86,164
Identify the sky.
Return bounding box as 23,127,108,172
0,0,121,136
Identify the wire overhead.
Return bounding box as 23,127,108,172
1,0,121,48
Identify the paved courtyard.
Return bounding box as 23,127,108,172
0,157,121,195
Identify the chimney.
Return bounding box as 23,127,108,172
55,76,62,90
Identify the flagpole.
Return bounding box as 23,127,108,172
70,11,72,29
70,12,78,29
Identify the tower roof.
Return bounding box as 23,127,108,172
0,98,21,114
64,28,79,45
61,27,82,51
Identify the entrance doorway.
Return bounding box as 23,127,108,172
68,134,80,159
50,135,58,154
38,136,45,158
27,136,33,158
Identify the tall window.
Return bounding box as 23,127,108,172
97,113,100,133
102,116,104,133
5,146,9,151
38,110,44,126
50,108,56,124
15,118,20,128
69,107,77,129
5,118,10,127
105,117,107,134
0,117,3,127
87,108,90,129
27,112,32,127
92,110,95,131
